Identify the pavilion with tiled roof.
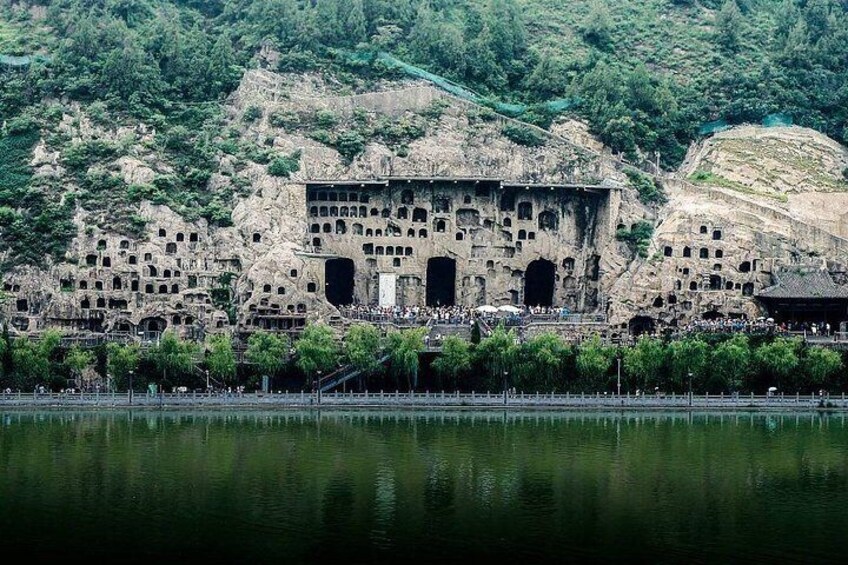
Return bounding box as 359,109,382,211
757,268,848,326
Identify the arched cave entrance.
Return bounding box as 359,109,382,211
426,257,456,307
140,317,166,341
628,316,655,336
524,259,555,307
325,258,354,307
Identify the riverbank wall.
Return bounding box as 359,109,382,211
2,391,846,411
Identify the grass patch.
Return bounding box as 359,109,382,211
689,170,788,203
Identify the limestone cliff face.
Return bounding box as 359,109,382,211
0,69,643,337
606,127,848,329
3,68,847,338
680,125,848,238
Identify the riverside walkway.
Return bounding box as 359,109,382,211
1,391,846,410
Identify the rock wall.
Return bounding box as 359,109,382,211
5,68,848,339
1,69,641,338
606,178,848,329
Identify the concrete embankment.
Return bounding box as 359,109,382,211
1,391,845,411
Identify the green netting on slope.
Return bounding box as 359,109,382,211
699,113,793,135
344,50,575,118
375,52,489,103
546,99,574,112
0,54,49,66
1,54,33,66
762,113,792,127
698,119,731,135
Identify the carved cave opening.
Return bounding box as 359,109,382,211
325,258,355,306
524,259,555,307
629,316,655,336
426,257,456,307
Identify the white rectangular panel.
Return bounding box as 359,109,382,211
378,273,396,307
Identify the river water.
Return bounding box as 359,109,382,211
1,410,846,564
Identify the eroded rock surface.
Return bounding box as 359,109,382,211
3,70,848,338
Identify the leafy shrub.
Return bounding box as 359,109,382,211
501,122,546,147
616,220,654,257
268,109,300,129
201,199,233,227
375,115,426,145
181,168,212,191
61,140,120,173
129,214,147,235
267,150,302,177
419,98,450,120
0,127,38,202
127,183,163,203
625,169,667,205
334,131,366,161
308,128,333,145
314,110,337,128
218,139,239,155
0,206,16,226
243,105,263,123
6,115,38,134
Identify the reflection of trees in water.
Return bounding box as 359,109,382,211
3,411,848,561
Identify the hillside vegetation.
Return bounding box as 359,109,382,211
1,0,847,267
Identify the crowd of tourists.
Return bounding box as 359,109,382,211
681,318,836,338
778,321,834,336
338,305,477,325
682,318,777,335
338,304,579,325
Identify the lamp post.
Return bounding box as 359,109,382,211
616,355,622,397
503,370,509,406
128,369,134,406
205,369,210,393
688,371,693,407
317,370,323,405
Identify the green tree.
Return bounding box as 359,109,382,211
623,336,667,391
576,334,612,389
470,321,482,344
525,52,570,100
0,326,8,385
516,333,569,392
755,338,800,390
431,335,472,390
582,0,613,46
147,331,197,385
245,331,290,383
11,330,61,391
804,0,833,41
106,343,140,391
206,334,236,387
802,346,842,388
99,36,164,108
387,327,427,390
715,0,744,51
64,346,94,387
711,335,751,392
315,0,343,46
207,33,240,96
345,0,367,46
668,337,709,391
295,323,339,386
344,323,383,377
475,324,518,391
246,0,299,47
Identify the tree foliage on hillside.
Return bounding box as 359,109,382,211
2,0,848,268
2,0,847,164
